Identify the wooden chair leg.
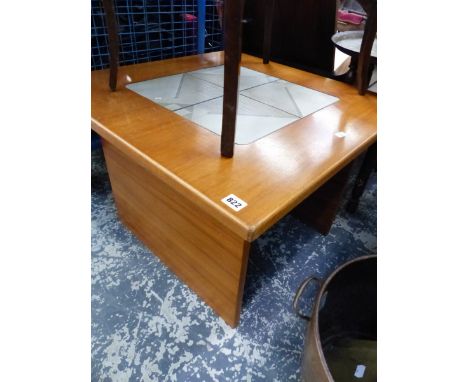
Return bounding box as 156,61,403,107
221,0,245,158
262,0,275,64
102,0,120,92
356,4,377,95
347,142,377,213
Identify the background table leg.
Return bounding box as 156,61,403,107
347,142,377,213
356,2,377,95
262,0,275,64
293,164,353,235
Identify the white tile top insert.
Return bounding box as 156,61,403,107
126,65,339,144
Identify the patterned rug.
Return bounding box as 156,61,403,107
91,145,377,381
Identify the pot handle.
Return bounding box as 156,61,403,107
293,276,322,321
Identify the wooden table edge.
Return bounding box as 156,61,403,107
92,118,254,241
249,133,377,240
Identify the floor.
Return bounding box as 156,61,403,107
91,145,377,381
126,66,338,144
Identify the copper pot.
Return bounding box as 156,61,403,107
294,255,377,381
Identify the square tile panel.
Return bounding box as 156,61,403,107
126,66,339,144
241,80,339,118
175,95,298,145
188,65,278,91
126,73,223,111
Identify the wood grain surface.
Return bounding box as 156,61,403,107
103,141,250,327
92,52,377,243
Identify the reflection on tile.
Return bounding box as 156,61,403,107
189,66,278,91
126,73,223,110
175,95,298,144
241,80,339,118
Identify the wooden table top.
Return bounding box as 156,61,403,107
92,52,377,242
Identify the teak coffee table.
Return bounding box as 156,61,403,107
91,52,377,327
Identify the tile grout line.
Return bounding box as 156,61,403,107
174,73,296,117
239,93,301,119
174,92,300,120
174,73,185,98
187,70,280,93
284,87,303,118
169,76,284,114
171,94,224,112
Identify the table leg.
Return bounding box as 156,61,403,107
262,0,275,64
292,164,353,235
221,0,245,157
347,142,377,213
356,3,377,95
102,141,251,327
102,0,120,91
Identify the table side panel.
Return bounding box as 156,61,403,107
102,140,250,327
